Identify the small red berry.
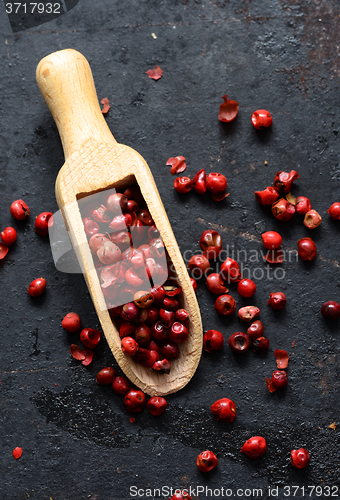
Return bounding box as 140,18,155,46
124,389,146,413
27,277,46,297
268,292,286,310
321,301,340,319
241,436,267,458
220,258,240,283
151,286,166,305
121,336,139,355
147,396,168,416
215,294,236,316
246,320,264,340
295,196,312,215
203,330,224,352
80,328,101,349
159,309,175,328
255,186,279,206
253,337,270,353
174,176,193,194
1,227,17,246
35,212,53,236
135,323,151,347
238,306,260,322
211,398,236,422
175,309,189,323
188,254,210,278
297,237,317,261
199,230,222,259
112,376,131,396
169,322,189,343
151,321,168,342
196,450,218,472
170,494,192,500
160,341,179,360
237,279,256,298
327,202,340,220
0,243,9,260
96,367,116,385
13,447,23,459
304,209,322,229
190,277,197,293
192,169,206,195
261,231,282,250
228,332,250,353
272,198,296,221
271,370,288,389
62,312,81,333
290,448,310,469
206,273,227,295
206,173,227,194
251,109,272,129
10,199,30,220
273,170,299,194
152,358,171,374
107,193,128,213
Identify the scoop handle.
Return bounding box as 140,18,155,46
36,49,116,162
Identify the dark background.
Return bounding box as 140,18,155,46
0,1,339,499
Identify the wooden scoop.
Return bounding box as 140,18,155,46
36,49,202,396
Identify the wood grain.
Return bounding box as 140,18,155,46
36,49,203,396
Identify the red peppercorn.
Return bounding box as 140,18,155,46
152,358,171,374
297,237,317,261
125,199,139,214
295,196,312,215
138,208,154,226
246,320,264,340
107,193,128,213
142,349,160,369
174,176,193,194
119,321,135,338
273,170,299,194
261,231,282,250
27,277,46,297
109,213,132,231
89,233,109,253
215,294,236,316
255,186,279,206
170,494,191,500
188,254,210,278
228,332,250,353
145,307,159,325
124,389,146,413
98,240,121,265
251,109,272,129
206,173,227,194
112,375,131,396
321,301,340,319
121,336,139,355
268,292,286,310
220,258,240,283
163,297,180,312
151,286,166,305
196,450,218,472
272,198,295,221
175,309,189,323
92,204,111,223
10,199,30,220
253,337,270,353
327,202,340,220
206,273,227,295
211,398,236,422
147,396,168,416
0,244,9,261
237,279,256,298
96,367,116,385
192,169,206,195
62,312,81,333
135,323,151,347
238,306,260,322
160,341,179,360
290,448,310,469
146,340,160,353
241,436,267,458
83,217,100,237
190,277,197,293
13,447,23,460
304,209,322,229
203,330,224,352
169,322,189,343
1,227,17,246
121,302,139,321
159,309,175,328
35,212,53,237
271,370,288,389
79,328,101,349
199,230,222,259
151,321,168,341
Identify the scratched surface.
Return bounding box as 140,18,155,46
0,1,339,499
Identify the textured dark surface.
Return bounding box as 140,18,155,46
0,1,340,499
